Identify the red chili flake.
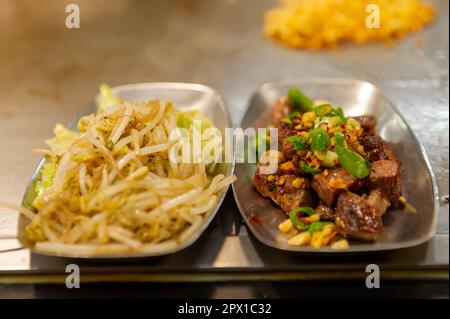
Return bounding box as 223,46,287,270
249,214,263,224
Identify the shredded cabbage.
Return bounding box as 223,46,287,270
97,83,119,112
45,124,79,155
35,162,57,196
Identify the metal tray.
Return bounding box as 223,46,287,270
18,82,235,259
233,78,439,253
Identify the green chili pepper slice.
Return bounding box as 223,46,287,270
300,161,321,174
334,145,370,179
333,131,346,147
310,128,331,152
315,104,333,116
289,207,315,230
288,112,301,120
288,88,314,112
287,135,309,151
308,221,333,234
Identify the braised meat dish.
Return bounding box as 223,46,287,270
253,88,404,249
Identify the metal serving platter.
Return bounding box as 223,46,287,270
233,78,439,253
18,82,234,259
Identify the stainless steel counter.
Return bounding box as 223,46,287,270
0,0,448,281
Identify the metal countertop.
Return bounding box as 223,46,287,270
0,0,448,281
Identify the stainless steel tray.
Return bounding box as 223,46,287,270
233,78,439,253
0,0,447,282
18,82,235,259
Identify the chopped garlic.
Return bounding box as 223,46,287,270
279,219,293,233
288,232,311,246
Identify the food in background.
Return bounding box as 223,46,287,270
264,0,435,49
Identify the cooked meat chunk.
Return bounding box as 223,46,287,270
350,115,377,135
278,121,298,160
367,189,391,216
253,167,315,213
359,135,397,161
272,97,292,125
382,141,396,160
335,192,383,241
311,168,364,206
315,202,335,221
359,135,389,161
253,167,275,198
368,160,402,205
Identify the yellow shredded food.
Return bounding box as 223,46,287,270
264,0,435,49
19,85,236,256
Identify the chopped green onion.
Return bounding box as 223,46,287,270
313,150,326,161
288,112,300,120
287,135,309,151
335,107,346,124
318,106,346,124
326,116,342,128
308,221,333,234
315,104,333,116
289,211,308,230
280,118,292,125
289,207,315,230
346,118,361,128
334,145,370,179
333,132,346,147
290,207,315,216
321,150,339,168
300,161,321,174
310,128,331,152
288,88,314,112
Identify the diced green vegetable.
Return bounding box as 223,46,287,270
321,150,339,168
315,104,333,116
346,118,361,128
290,207,315,216
288,88,314,112
317,106,346,124
310,128,331,152
326,116,342,128
334,145,370,179
335,107,346,124
308,221,333,234
280,118,292,125
313,150,326,161
289,211,308,230
300,161,321,174
333,131,346,147
289,207,315,230
287,136,309,151
288,112,300,120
